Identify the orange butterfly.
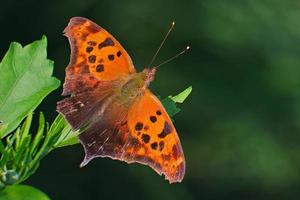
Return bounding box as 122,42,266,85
57,17,185,183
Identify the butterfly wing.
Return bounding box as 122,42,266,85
79,90,185,183
58,17,135,129
62,17,135,96
127,90,185,183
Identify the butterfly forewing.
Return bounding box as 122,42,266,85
62,17,135,95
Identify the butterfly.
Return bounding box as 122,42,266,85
57,17,185,183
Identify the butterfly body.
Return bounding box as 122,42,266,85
57,17,185,183
119,68,156,99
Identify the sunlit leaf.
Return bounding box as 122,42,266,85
0,185,50,200
170,86,193,103
162,86,192,117
0,36,60,138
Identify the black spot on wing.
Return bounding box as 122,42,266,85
159,141,164,151
108,54,115,61
88,55,96,63
141,134,150,143
150,116,157,123
96,64,104,72
158,121,172,138
135,122,143,131
86,46,93,53
151,142,158,150
117,51,122,57
98,37,114,49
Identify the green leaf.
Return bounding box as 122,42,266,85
162,97,181,117
162,86,192,117
52,114,79,148
54,129,79,148
0,124,7,138
30,113,45,155
0,36,60,138
170,86,192,103
0,185,50,200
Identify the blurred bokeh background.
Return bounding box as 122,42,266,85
1,0,300,199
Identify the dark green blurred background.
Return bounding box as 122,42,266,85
1,0,300,199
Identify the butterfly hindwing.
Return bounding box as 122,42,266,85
78,97,132,166
78,90,185,183
127,90,185,183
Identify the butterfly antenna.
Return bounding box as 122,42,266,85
147,22,176,67
155,46,190,68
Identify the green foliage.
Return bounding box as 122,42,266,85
0,37,74,189
170,86,192,103
0,185,50,200
0,36,60,138
0,112,73,186
162,86,192,117
52,115,79,148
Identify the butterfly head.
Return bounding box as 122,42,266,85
142,67,157,88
